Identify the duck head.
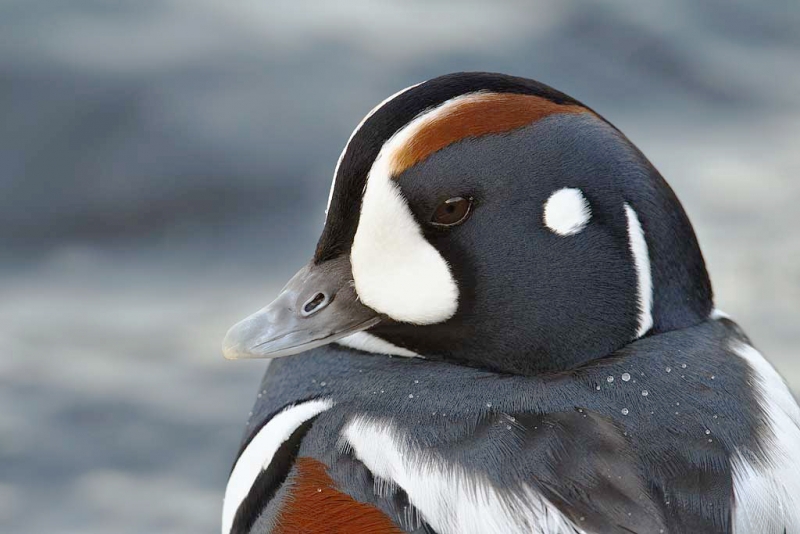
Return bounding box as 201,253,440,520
223,72,713,375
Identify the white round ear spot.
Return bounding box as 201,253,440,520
543,187,591,236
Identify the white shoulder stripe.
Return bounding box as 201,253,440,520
221,399,333,534
731,342,800,533
342,416,585,534
624,203,653,338
336,331,420,358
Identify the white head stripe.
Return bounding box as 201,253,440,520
221,399,333,534
624,204,653,337
325,82,424,220
543,187,591,236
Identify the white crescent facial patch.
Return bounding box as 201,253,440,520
349,97,480,325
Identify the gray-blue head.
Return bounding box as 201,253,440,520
223,72,713,374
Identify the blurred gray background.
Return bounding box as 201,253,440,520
1,1,798,532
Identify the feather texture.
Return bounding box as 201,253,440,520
224,319,800,533
273,458,404,534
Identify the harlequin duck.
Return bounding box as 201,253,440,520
221,72,800,534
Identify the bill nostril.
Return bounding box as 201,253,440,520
301,292,330,317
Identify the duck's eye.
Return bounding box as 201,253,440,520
430,196,473,228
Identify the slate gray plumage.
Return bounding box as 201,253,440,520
234,317,764,533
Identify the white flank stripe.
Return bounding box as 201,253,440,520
624,203,653,337
731,342,800,533
221,399,334,534
336,331,420,358
342,416,585,534
325,82,423,220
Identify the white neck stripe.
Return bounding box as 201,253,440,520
336,331,420,358
731,341,800,532
624,203,653,337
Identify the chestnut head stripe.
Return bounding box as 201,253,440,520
388,92,586,178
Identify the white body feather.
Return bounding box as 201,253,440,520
221,399,334,534
731,341,800,533
342,415,586,534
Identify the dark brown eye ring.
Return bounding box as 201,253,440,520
430,196,473,228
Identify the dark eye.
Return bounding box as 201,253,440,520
430,196,473,228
